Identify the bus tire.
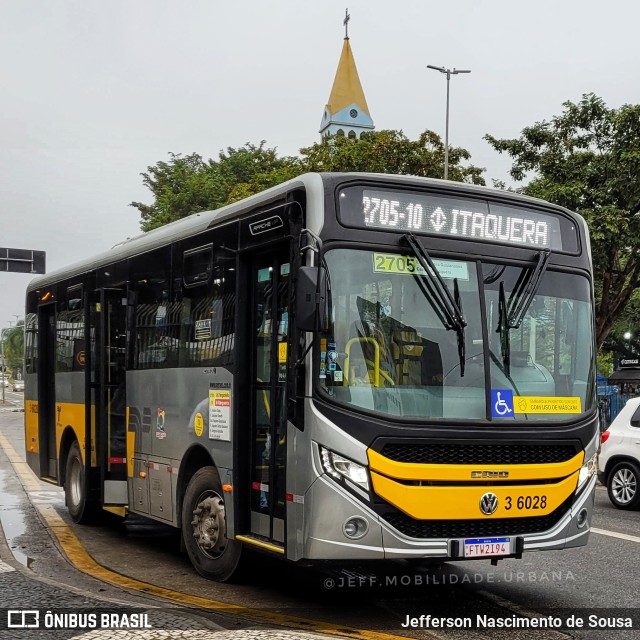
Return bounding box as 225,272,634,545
182,466,242,581
65,441,95,523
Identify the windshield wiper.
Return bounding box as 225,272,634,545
495,248,551,375
403,233,467,376
496,281,511,374
507,248,551,329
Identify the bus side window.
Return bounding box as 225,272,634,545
131,248,173,370
183,245,213,288
176,242,236,368
24,311,38,374
56,286,84,373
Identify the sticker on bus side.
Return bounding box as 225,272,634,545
372,253,469,280
194,412,204,437
195,319,212,341
209,383,231,441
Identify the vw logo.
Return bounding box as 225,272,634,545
479,492,499,515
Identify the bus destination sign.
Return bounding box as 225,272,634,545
338,187,577,252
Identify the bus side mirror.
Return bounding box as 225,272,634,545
295,266,327,332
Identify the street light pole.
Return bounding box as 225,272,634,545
1,327,8,405
427,65,471,180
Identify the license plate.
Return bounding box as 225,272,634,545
463,537,511,558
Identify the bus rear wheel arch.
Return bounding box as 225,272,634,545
181,466,242,581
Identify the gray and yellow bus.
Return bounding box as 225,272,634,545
24,173,598,580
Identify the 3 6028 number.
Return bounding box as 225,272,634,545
504,495,547,511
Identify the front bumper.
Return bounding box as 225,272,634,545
302,473,597,560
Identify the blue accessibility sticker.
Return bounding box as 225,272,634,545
491,389,514,418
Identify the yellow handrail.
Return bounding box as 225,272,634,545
364,360,395,386
344,337,380,387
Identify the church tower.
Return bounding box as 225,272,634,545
319,10,374,139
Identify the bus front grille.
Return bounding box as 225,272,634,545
381,497,573,540
379,443,577,466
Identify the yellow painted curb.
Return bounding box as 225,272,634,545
0,432,407,640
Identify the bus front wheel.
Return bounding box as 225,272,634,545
182,466,242,581
64,441,95,523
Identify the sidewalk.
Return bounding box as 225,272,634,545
0,400,353,640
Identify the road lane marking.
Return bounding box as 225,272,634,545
0,431,412,640
591,527,640,544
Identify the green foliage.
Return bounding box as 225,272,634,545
131,130,485,231
2,321,24,373
601,289,640,358
485,94,640,349
131,143,302,231
596,351,613,378
131,153,224,231
300,129,485,184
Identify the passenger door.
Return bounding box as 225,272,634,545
37,303,57,479
249,250,291,544
94,288,128,505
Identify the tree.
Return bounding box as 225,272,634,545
131,143,301,231
300,129,485,184
131,153,225,231
2,321,24,374
485,94,640,349
132,130,485,230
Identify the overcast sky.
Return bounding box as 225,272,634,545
1,0,639,333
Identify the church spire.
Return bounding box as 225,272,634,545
319,10,374,139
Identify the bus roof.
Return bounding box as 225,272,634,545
27,172,580,292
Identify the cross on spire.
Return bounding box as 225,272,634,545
343,8,350,38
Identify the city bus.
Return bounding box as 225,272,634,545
24,172,598,580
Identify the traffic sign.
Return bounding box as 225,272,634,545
0,247,46,274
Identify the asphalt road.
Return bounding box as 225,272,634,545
1,402,638,639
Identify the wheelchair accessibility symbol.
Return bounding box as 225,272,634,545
491,389,514,418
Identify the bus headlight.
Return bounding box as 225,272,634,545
320,447,370,491
577,452,597,491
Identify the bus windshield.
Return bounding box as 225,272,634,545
319,248,595,422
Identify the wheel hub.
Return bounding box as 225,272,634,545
612,469,636,504
191,493,227,558
69,458,82,507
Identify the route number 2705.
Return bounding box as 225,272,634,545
373,254,427,275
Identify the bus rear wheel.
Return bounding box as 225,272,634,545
182,466,242,581
64,441,96,523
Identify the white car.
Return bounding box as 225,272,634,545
598,396,640,509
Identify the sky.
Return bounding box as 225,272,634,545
1,0,639,333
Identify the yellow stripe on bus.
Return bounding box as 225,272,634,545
24,400,39,454
126,406,135,478
235,535,285,554
55,402,86,461
368,448,584,482
371,470,579,520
